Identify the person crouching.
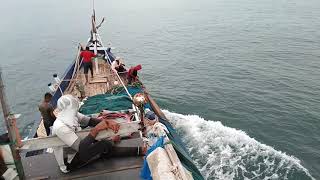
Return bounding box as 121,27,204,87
52,95,126,173
127,64,142,84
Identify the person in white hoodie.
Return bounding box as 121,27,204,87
52,95,124,173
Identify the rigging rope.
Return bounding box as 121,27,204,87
96,31,133,100
71,46,82,80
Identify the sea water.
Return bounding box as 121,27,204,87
0,0,319,179
164,110,314,179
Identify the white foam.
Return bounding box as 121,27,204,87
162,110,315,180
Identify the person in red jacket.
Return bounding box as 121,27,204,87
80,47,96,84
127,64,142,84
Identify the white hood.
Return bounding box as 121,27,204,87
52,94,81,173
56,94,80,130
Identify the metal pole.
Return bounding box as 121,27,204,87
0,68,25,179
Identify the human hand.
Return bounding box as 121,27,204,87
112,135,121,143
106,120,120,134
94,120,109,132
90,120,108,137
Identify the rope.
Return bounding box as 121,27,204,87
96,32,133,100
65,46,83,93
95,30,145,140
52,46,82,95
71,46,82,80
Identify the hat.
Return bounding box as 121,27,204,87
145,111,157,121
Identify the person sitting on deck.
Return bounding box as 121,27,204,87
143,110,161,145
80,47,96,84
111,57,126,74
38,92,56,136
52,95,142,173
127,64,142,84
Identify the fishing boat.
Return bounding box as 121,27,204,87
0,7,204,180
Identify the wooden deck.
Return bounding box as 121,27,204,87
22,137,144,179
22,154,143,180
37,58,126,138
66,58,120,98
24,57,146,180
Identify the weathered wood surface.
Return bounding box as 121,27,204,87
64,58,120,98
22,153,143,180
146,93,166,119
36,59,123,137
21,121,140,152
0,68,25,178
164,138,193,180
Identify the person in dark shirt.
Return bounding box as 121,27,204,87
80,47,96,84
38,92,56,136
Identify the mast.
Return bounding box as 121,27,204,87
0,68,24,179
91,0,99,74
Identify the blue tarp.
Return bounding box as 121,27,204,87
140,136,165,180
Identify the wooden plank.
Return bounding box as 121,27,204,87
145,93,166,119
64,59,113,97
94,75,108,78
164,139,193,180
0,68,25,178
89,80,108,83
63,165,142,180
21,121,141,152
22,153,143,180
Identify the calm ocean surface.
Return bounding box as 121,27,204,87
0,0,319,179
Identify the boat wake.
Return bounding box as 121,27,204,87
162,110,314,180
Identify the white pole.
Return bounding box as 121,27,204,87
93,33,99,74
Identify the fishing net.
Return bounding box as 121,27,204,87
79,83,148,115
79,94,132,115
79,84,203,179
111,82,143,95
